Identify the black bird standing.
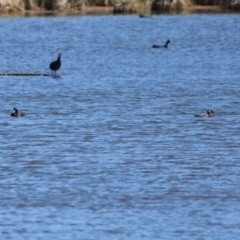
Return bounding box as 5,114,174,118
152,40,170,48
49,53,61,75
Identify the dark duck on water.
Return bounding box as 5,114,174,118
195,109,214,117
49,53,61,75
152,40,170,48
11,108,24,117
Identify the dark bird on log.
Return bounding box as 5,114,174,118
49,53,61,75
152,40,170,48
11,107,24,117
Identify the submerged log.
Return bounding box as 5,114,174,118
0,72,50,76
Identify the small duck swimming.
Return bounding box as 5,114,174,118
11,107,24,117
195,109,214,117
139,14,152,18
152,40,170,48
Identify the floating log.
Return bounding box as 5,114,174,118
0,72,51,76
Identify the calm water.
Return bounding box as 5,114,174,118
0,13,240,239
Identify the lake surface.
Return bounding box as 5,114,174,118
0,13,240,239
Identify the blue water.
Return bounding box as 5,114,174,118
0,13,240,239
